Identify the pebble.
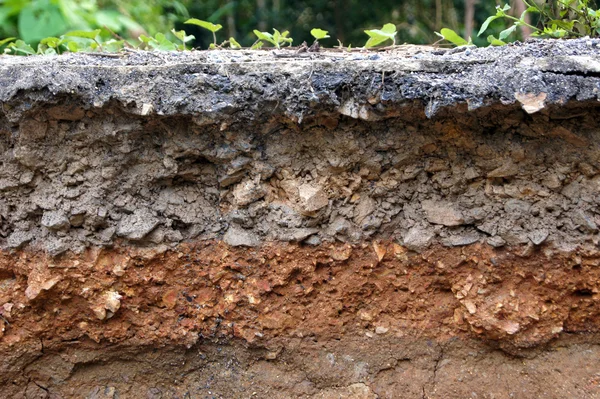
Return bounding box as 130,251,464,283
223,225,261,247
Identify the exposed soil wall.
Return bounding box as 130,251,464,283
1,39,600,398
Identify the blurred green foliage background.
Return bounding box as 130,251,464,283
0,0,527,48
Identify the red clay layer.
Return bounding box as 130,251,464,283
1,240,599,353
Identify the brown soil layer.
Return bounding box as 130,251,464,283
2,241,600,397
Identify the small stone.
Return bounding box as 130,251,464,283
298,183,329,213
372,241,386,263
441,232,480,247
7,230,33,249
403,226,435,252
375,326,389,334
421,200,464,226
353,196,376,223
462,300,477,314
500,320,520,335
46,238,68,257
332,245,353,261
141,103,153,115
25,275,61,301
91,290,122,320
232,177,266,206
162,289,178,309
277,228,319,242
518,242,535,258
304,235,321,246
515,92,547,114
487,236,506,248
328,217,352,237
87,386,118,399
529,229,549,246
116,209,160,240
488,160,519,178
223,225,260,247
504,199,531,215
572,210,598,232
41,210,70,231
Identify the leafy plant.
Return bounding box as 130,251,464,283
364,23,397,48
139,32,179,51
480,0,600,45
185,18,222,46
435,28,470,46
171,29,195,50
253,28,293,48
228,37,242,49
310,28,330,41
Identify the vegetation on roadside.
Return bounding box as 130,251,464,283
437,0,600,46
1,0,599,55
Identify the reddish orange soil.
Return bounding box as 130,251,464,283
2,241,600,350
2,241,600,397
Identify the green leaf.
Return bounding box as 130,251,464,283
310,28,330,40
273,29,293,46
102,40,125,53
152,33,177,51
18,2,67,43
6,40,36,55
172,29,195,44
437,28,468,46
499,25,517,40
64,30,101,40
253,30,277,47
229,37,242,49
185,18,222,33
364,23,397,48
250,41,264,50
487,35,507,46
547,19,575,30
478,15,501,36
67,41,79,53
0,37,16,47
138,35,152,44
40,37,62,48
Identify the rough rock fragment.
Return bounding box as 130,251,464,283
421,200,464,226
277,228,319,242
41,210,70,231
298,183,329,213
25,272,61,301
91,290,122,320
232,177,266,206
441,232,481,247
7,231,33,249
116,209,160,240
353,196,376,224
529,229,549,245
515,92,547,114
403,226,435,252
572,210,598,232
487,160,519,178
223,225,260,247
